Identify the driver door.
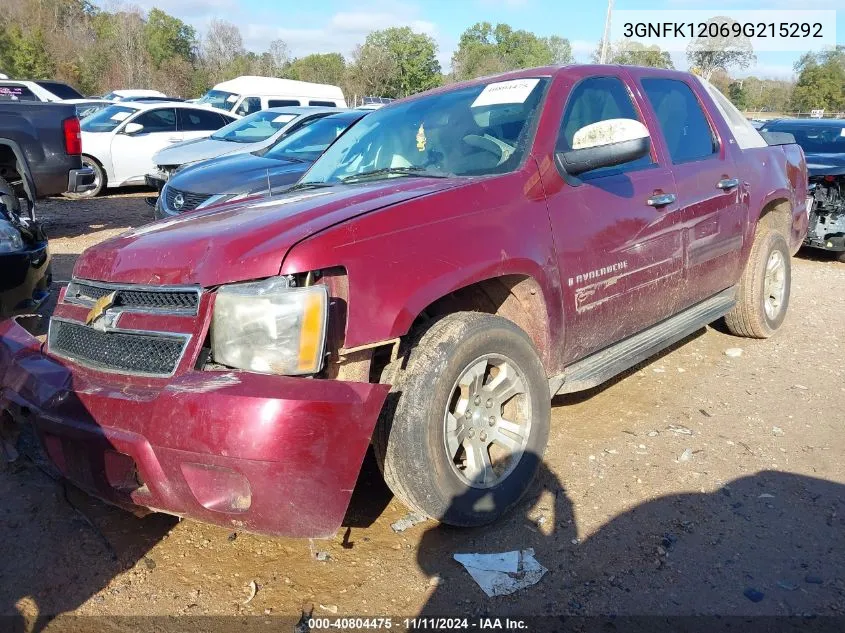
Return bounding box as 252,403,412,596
110,108,179,184
543,75,684,362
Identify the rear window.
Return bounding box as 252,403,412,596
268,99,300,107
34,81,83,99
698,78,767,150
763,123,845,154
309,100,337,107
0,84,38,101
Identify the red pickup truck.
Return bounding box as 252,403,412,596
0,66,808,537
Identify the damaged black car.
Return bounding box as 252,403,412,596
761,118,845,262
0,179,50,317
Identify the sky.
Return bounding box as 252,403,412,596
120,0,845,79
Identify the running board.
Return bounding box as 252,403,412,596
550,287,737,396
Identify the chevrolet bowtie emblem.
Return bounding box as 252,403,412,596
85,291,117,325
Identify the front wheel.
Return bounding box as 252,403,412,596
373,312,550,527
725,228,791,338
63,156,104,199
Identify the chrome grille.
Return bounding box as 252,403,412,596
48,318,188,377
164,186,211,212
66,280,200,314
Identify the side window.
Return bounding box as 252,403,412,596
235,97,261,116
558,76,652,175
179,108,228,131
268,99,300,108
309,100,337,107
132,108,177,133
641,78,717,164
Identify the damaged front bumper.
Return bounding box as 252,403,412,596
0,318,388,537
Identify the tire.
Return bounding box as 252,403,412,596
0,175,21,215
837,251,845,264
63,156,104,199
724,228,791,338
373,312,551,527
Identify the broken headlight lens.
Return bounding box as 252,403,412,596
0,220,24,253
211,276,328,375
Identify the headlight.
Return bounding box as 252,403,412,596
0,220,24,253
211,276,328,375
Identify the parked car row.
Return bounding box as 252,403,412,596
70,101,239,197
155,109,368,217
0,66,811,540
0,101,94,317
147,106,343,192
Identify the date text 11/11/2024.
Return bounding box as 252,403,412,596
307,617,529,630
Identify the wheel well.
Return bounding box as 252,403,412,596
82,154,105,174
757,198,791,237
409,275,553,372
0,145,21,191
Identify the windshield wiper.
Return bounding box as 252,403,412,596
340,166,450,184
285,181,334,192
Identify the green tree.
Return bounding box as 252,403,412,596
686,16,755,80
2,26,55,78
791,46,845,113
728,81,748,110
144,8,196,70
345,43,398,102
363,27,441,97
594,40,673,68
452,22,571,81
286,53,346,86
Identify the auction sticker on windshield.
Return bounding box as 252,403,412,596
472,78,540,108
110,111,132,121
273,114,296,123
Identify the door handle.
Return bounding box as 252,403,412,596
168,136,182,143
647,193,677,207
717,178,740,190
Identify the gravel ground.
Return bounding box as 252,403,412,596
2,192,844,630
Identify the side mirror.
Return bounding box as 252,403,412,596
123,122,144,135
557,118,651,176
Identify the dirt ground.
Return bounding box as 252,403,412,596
2,191,844,630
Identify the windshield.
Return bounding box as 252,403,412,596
76,102,110,119
211,110,299,143
303,78,548,185
261,114,361,162
765,123,845,154
197,89,238,111
80,105,137,133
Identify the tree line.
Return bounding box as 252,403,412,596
1,0,840,114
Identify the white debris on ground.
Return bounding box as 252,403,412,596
453,549,548,597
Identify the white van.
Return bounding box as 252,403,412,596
195,76,346,116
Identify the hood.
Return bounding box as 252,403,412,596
153,137,256,167
74,177,466,287
805,152,845,178
169,153,310,196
